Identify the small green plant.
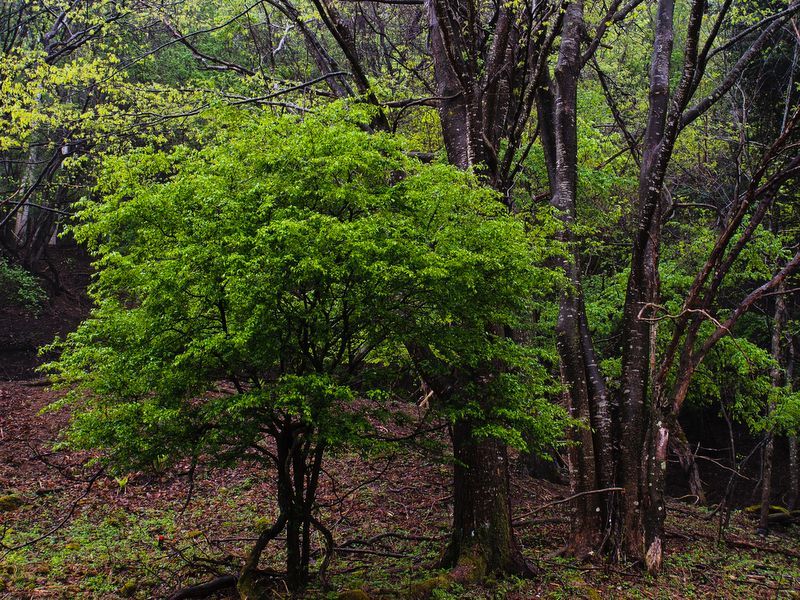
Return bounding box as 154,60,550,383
3,509,178,596
113,474,130,493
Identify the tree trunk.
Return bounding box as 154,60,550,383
279,429,306,591
758,436,776,534
759,282,786,533
518,441,567,484
285,510,305,589
424,0,527,575
668,419,706,504
790,436,799,511
446,419,531,576
616,0,676,571
238,426,322,595
289,434,310,589
789,338,798,511
539,0,614,557
12,143,41,260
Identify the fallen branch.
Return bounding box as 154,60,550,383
334,546,411,559
724,536,800,559
513,516,569,528
338,532,444,548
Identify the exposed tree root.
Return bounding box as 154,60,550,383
167,575,238,600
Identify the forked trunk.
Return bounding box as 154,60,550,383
238,427,324,596
615,0,677,570
541,0,614,556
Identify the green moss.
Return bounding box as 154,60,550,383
237,571,281,600
119,579,137,597
408,574,452,599
450,552,487,583
744,504,789,514
0,494,25,512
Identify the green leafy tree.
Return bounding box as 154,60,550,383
46,105,565,593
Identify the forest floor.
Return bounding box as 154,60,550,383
1,378,800,600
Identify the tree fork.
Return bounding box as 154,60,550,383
667,419,706,504
236,510,289,599
542,0,614,557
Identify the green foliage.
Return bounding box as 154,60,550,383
770,388,800,434
45,104,565,472
0,257,46,311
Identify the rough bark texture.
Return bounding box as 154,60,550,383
790,340,798,512
427,0,465,166
423,0,538,573
790,436,799,511
445,419,530,575
535,0,800,573
615,0,678,571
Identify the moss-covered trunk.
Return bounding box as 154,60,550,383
445,419,530,577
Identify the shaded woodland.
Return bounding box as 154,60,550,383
2,0,800,598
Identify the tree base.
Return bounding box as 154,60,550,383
236,568,285,600
441,542,536,582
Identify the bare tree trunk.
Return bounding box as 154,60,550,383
789,338,799,511
446,419,531,575
623,214,666,572
616,0,680,571
538,0,799,572
759,438,776,534
541,0,615,556
759,282,786,533
13,143,41,256
790,437,799,511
